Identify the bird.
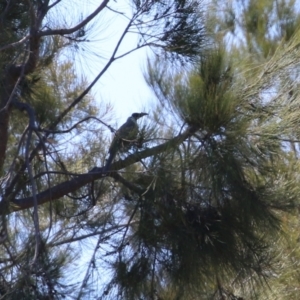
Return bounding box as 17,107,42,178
104,112,148,171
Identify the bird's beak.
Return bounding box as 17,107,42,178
132,112,148,119
138,113,148,118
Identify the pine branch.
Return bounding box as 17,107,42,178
38,0,109,37
10,125,198,211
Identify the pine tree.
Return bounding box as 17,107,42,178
1,0,300,299
0,0,206,298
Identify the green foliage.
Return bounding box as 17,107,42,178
2,243,72,299
210,0,300,60
0,0,30,52
175,49,237,131
1,0,300,299
121,10,300,295
134,0,206,61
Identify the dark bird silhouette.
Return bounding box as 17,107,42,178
104,112,148,171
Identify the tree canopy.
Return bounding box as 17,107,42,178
0,0,300,299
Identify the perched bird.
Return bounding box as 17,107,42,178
105,112,148,171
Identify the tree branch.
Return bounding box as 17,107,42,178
11,125,198,211
110,172,144,194
0,35,30,52
48,0,62,10
38,0,109,37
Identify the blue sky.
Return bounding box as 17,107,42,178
93,45,153,119
67,0,155,123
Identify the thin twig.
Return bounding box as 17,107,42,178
38,0,110,37
0,35,30,52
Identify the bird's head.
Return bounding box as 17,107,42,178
131,112,148,120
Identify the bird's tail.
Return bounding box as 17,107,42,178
104,150,116,172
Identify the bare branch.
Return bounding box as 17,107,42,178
0,77,22,114
110,172,144,194
48,0,62,10
39,116,115,134
77,234,105,299
14,101,41,262
11,125,198,211
38,0,110,37
0,35,30,52
50,223,132,247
